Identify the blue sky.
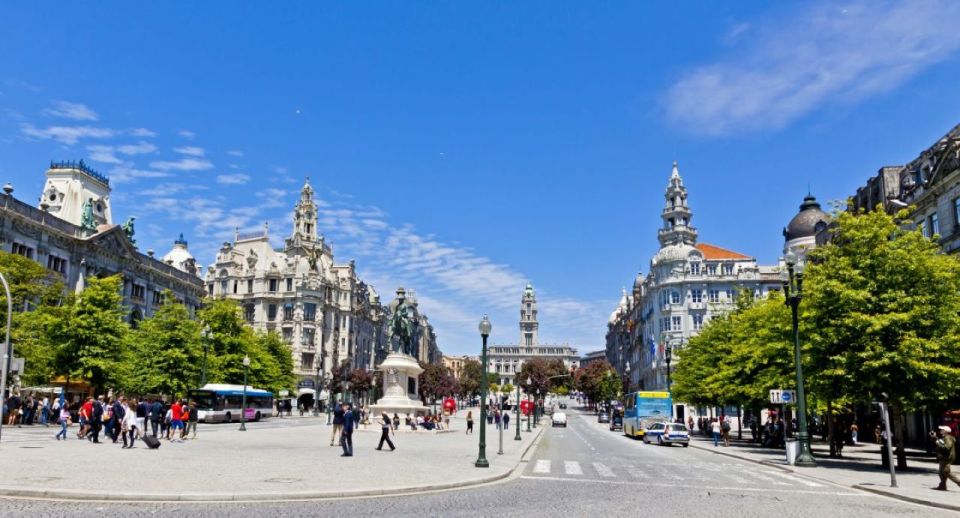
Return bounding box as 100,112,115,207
2,1,960,355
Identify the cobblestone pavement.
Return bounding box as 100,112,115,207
0,406,950,517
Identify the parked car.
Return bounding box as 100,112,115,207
597,411,610,423
552,412,568,427
609,412,623,431
642,422,690,446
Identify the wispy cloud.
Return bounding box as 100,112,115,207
87,145,122,164
87,141,157,164
108,165,171,183
174,146,205,157
20,123,115,145
43,101,98,121
150,157,214,171
665,0,960,135
117,141,157,155
129,127,157,137
256,188,288,208
216,173,251,185
178,129,195,139
227,150,243,157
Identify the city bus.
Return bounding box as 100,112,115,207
187,384,274,423
623,391,672,439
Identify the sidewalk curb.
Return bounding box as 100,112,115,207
689,440,960,512
0,426,546,503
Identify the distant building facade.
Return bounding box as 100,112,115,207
487,284,580,387
606,163,781,420
579,350,607,369
442,354,476,380
0,161,204,324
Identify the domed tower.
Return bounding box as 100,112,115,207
520,283,539,349
658,161,698,248
162,233,200,276
294,178,318,242
783,193,830,257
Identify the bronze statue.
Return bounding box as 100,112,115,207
388,288,415,356
122,216,136,246
80,198,97,234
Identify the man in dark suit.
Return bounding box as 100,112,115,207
90,396,105,443
340,403,354,457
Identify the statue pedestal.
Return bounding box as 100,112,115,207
370,353,428,419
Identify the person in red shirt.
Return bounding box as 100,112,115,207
169,399,184,442
78,398,94,439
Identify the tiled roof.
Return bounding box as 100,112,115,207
695,243,753,260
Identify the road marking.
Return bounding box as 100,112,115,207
593,462,616,478
533,460,551,474
740,470,790,486
564,461,583,475
518,476,866,496
626,467,649,479
766,470,824,487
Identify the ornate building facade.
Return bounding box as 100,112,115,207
605,162,781,420
0,161,204,324
203,179,441,402
488,284,580,387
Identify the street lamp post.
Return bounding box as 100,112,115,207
534,389,540,428
525,377,532,432
326,372,334,425
514,382,522,440
314,364,322,417
475,315,492,468
200,325,211,387
240,355,250,431
665,343,673,420
782,250,816,467
0,272,13,443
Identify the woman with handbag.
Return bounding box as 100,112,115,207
55,404,71,441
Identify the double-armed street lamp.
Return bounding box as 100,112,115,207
200,325,212,387
782,250,816,467
475,315,492,468
240,355,250,431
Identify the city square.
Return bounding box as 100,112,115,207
3,2,960,516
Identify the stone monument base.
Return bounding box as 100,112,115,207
369,352,428,418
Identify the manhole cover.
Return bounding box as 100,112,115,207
263,477,302,484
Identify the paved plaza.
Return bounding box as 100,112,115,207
0,410,541,501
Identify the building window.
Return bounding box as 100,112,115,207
267,303,278,321
301,353,314,370
691,289,702,303
929,212,940,237
708,290,719,303
152,291,164,305
282,327,293,344
131,284,146,301
246,279,253,293
283,303,294,321
692,314,704,331
671,290,681,304
207,283,214,295
46,255,67,274
671,316,682,331
689,262,700,275
219,280,228,295
303,303,316,322
243,304,255,322
525,333,533,346
722,264,734,276
954,198,960,232
303,328,315,348
269,278,278,292
286,278,293,292
707,264,717,276
233,280,238,294
11,242,33,259
725,289,735,301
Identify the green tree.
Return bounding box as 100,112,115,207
458,359,482,397
501,382,514,395
805,208,960,468
55,275,130,394
129,294,202,398
257,331,295,394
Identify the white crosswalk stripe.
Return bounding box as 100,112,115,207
533,460,551,474
564,461,583,475
593,462,616,478
740,470,790,485
626,467,649,479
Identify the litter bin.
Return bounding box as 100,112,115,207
785,439,799,465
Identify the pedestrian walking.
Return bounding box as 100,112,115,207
330,402,344,446
376,413,395,451
40,397,50,427
169,399,185,442
89,396,104,443
933,425,960,491
6,392,20,426
466,411,474,434
340,403,354,457
711,418,721,447
55,402,70,441
392,413,400,431
78,397,92,439
850,423,859,445
136,398,148,437
121,399,139,449
503,410,510,430
149,398,163,437
186,400,199,439
721,417,731,447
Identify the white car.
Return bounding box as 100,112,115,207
552,412,567,427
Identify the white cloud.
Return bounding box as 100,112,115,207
129,127,157,137
178,129,195,139
256,188,288,208
227,150,244,157
150,157,214,171
216,173,251,185
20,123,115,145
174,146,205,157
43,101,98,121
108,166,171,184
665,0,960,135
117,141,157,155
137,183,192,196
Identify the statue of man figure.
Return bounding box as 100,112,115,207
388,287,414,356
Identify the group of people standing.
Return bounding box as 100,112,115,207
2,393,53,427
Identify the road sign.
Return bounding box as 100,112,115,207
279,390,290,397
769,389,797,405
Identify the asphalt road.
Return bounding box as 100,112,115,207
0,406,949,517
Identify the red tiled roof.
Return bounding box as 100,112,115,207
695,243,753,260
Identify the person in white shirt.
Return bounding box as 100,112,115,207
121,400,139,449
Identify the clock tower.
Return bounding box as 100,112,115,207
520,283,539,350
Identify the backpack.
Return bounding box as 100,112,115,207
721,421,731,432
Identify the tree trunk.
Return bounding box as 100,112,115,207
827,400,836,457
891,401,908,470
737,405,743,441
